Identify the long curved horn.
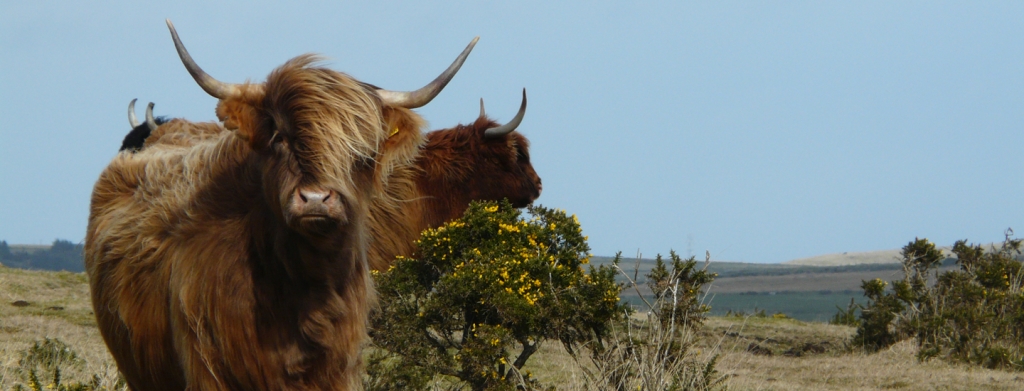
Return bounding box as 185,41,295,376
484,89,527,138
128,99,140,128
166,19,241,100
377,37,479,108
145,103,158,130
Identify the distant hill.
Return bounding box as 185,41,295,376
8,244,50,254
782,242,1011,266
784,248,906,266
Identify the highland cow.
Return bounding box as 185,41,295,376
366,90,541,270
85,20,475,391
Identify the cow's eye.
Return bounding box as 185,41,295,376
269,131,291,153
516,147,528,162
269,131,283,145
356,156,376,171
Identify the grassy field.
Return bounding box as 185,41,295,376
4,265,1024,390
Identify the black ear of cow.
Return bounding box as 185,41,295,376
119,117,169,152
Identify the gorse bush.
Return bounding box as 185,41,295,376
853,230,1024,370
367,200,626,390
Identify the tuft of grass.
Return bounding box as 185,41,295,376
561,313,726,391
556,252,726,390
5,338,124,391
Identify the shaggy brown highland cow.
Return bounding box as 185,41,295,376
84,20,475,391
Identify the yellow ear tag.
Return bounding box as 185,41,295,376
389,127,400,138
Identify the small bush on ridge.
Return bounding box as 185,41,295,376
646,251,716,328
566,252,724,391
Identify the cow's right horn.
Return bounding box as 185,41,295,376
484,89,527,138
166,19,242,100
145,103,158,130
128,99,141,128
377,37,479,108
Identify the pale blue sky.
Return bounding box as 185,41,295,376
1,2,1021,263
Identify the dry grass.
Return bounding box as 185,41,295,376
517,315,723,390
3,265,1023,390
706,316,1024,391
0,265,123,389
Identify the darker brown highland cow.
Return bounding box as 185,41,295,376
84,20,475,391
366,92,542,270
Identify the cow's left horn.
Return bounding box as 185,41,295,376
377,37,479,108
145,103,158,130
484,89,527,138
128,99,141,128
166,19,242,100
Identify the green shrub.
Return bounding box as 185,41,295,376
367,201,627,390
645,251,716,328
853,230,1024,370
829,297,860,326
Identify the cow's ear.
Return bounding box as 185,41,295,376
216,99,260,143
376,107,426,184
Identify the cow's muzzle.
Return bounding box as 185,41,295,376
289,187,346,234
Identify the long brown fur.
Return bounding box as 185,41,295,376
86,56,392,391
